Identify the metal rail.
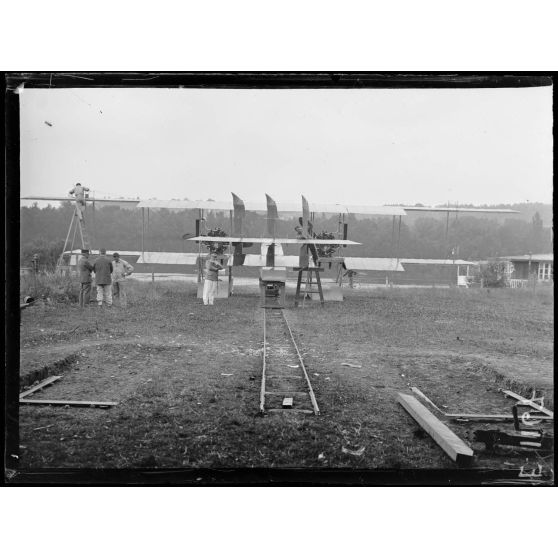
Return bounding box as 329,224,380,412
282,313,320,415
260,309,267,414
260,308,320,415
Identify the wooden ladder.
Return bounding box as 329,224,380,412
56,201,91,272
294,267,324,307
75,203,90,250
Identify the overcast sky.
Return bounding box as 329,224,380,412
19,86,552,207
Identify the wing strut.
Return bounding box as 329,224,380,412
265,194,278,238
299,196,318,268
396,215,402,264
265,194,280,267
232,192,246,266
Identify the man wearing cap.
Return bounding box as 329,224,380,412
69,182,90,213
93,248,113,307
111,252,134,308
78,249,94,307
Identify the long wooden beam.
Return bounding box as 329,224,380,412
445,413,553,422
19,399,117,408
267,408,314,415
19,376,62,399
265,391,308,396
397,393,474,467
411,387,443,413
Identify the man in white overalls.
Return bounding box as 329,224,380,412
69,182,90,213
203,253,224,305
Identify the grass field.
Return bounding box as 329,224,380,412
17,278,554,476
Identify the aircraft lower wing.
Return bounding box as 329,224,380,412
344,257,405,272
137,252,199,265
63,250,200,266
227,254,311,267
189,236,361,245
231,254,403,271
65,249,143,256
399,258,477,265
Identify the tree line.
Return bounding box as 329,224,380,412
20,202,552,269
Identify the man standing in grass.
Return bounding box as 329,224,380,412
93,248,113,307
343,268,358,288
112,252,134,308
203,252,224,305
78,249,94,307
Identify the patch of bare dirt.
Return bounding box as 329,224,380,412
16,284,553,478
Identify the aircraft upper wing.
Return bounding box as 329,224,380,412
402,206,519,214
137,200,519,216
311,203,406,216
22,196,519,216
21,196,140,205
189,236,361,245
137,199,234,211
137,199,407,216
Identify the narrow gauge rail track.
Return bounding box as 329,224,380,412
260,308,320,415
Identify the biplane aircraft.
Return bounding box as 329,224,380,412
21,192,519,303
134,192,407,302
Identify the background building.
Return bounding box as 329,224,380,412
500,253,553,288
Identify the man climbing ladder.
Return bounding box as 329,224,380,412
68,182,90,249
69,182,90,214
56,182,92,272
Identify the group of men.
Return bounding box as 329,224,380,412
79,248,222,307
78,249,134,308
69,182,134,308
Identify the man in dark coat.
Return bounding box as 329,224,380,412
78,249,94,307
93,248,113,307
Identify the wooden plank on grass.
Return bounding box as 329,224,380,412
19,399,117,408
266,391,308,397
446,413,553,422
267,408,313,415
19,376,62,399
501,390,553,418
411,387,442,413
397,393,474,467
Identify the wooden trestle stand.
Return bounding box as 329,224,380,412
294,267,324,307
